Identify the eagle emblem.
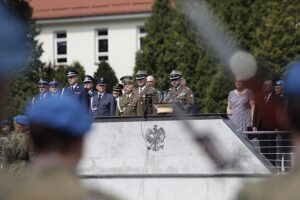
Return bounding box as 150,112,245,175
145,125,166,151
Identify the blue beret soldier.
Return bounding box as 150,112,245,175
0,97,118,199
3,115,30,174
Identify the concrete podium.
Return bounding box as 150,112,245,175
78,115,272,200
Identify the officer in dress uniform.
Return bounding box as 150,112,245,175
0,97,118,200
61,69,89,113
134,70,157,116
32,79,50,106
82,75,97,115
49,80,61,97
3,115,30,174
116,80,138,116
90,78,116,117
165,70,194,113
236,60,300,200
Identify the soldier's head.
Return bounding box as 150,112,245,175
38,79,49,94
146,75,156,87
66,70,79,86
49,80,59,93
83,75,94,91
124,81,134,94
13,115,29,132
170,70,182,88
26,97,91,168
135,70,147,87
95,78,106,93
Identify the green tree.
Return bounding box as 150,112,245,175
135,0,200,91
93,61,118,93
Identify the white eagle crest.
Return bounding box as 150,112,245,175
145,125,166,151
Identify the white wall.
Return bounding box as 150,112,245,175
37,18,146,79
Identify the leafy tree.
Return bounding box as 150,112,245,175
93,61,118,93
135,0,200,91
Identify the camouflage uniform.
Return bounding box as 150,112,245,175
0,163,118,200
0,134,8,169
134,86,158,116
116,92,138,116
3,131,30,174
166,85,194,113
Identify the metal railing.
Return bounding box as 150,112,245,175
243,131,294,173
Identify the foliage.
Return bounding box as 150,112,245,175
93,61,118,93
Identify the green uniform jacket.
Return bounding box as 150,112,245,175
237,161,300,200
115,92,138,116
4,131,30,174
166,85,194,113
0,165,119,200
134,86,157,116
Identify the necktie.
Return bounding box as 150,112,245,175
139,88,142,94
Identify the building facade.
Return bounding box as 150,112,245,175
29,0,153,78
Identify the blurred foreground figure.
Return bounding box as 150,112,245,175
0,97,117,200
237,60,300,200
4,115,30,174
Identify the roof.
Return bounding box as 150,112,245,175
28,0,154,20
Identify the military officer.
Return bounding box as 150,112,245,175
4,115,30,174
0,119,10,136
90,78,116,117
0,97,118,200
116,80,138,116
82,75,97,114
49,80,61,97
165,70,194,113
236,60,300,200
135,70,157,116
32,79,50,106
61,69,89,113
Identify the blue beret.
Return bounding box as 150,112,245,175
26,97,91,136
66,69,78,77
284,60,300,95
0,119,9,127
49,80,59,87
13,115,29,126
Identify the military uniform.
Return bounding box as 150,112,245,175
3,130,30,174
116,92,138,116
32,79,50,106
91,92,116,117
134,86,158,116
166,85,194,113
0,160,118,200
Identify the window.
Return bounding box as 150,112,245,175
96,29,108,62
54,32,67,64
137,26,147,50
